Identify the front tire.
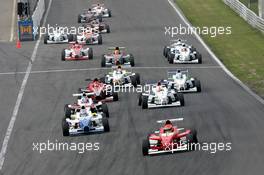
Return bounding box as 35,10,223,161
61,49,66,61
102,118,110,132
142,139,150,156
101,55,106,67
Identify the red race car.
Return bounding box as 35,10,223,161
142,118,198,156
74,78,118,102
61,43,93,61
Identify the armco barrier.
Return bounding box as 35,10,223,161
32,0,45,39
223,0,264,32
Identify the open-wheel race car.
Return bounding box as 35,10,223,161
167,70,201,93
75,30,103,45
91,4,112,18
82,20,110,34
100,66,140,88
163,39,202,64
62,103,110,136
78,9,102,23
101,47,135,67
61,43,93,61
138,80,184,109
76,78,118,103
142,118,198,156
44,29,76,44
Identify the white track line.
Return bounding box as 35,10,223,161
168,0,264,105
0,0,53,170
10,0,16,42
0,66,221,75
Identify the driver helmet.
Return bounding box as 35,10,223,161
80,106,87,116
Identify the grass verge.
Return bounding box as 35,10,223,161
175,0,264,98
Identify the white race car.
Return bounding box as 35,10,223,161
76,31,102,45
62,103,110,136
44,29,76,44
163,39,202,64
91,4,112,18
138,81,184,109
167,70,201,93
101,68,140,88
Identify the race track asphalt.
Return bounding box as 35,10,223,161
1,0,264,174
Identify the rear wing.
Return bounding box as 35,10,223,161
156,118,184,124
108,47,126,50
91,3,105,7
167,70,189,80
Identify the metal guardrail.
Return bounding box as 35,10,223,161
223,0,264,32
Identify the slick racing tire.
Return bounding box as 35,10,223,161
163,46,169,57
168,53,174,64
108,10,112,17
138,93,142,106
135,73,140,85
101,55,106,67
194,79,201,92
44,35,49,44
88,48,93,59
129,54,135,67
102,118,110,132
98,15,103,22
113,92,118,101
98,34,103,45
61,49,66,61
78,14,82,23
101,103,109,118
130,75,137,87
106,24,110,33
64,104,72,119
196,52,202,64
176,93,185,106
142,139,150,156
62,119,70,136
186,128,198,151
68,34,76,42
142,95,148,109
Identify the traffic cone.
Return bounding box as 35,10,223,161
16,39,21,49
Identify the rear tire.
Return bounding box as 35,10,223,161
130,54,135,67
138,93,142,106
135,73,140,84
168,53,174,64
64,104,72,119
62,119,70,136
177,93,185,106
88,48,93,59
102,118,110,132
78,14,82,23
186,129,198,151
142,139,150,156
113,92,118,101
106,24,110,33
101,55,106,67
130,76,137,87
98,34,103,45
142,96,148,109
44,35,49,44
163,46,169,57
108,10,112,17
